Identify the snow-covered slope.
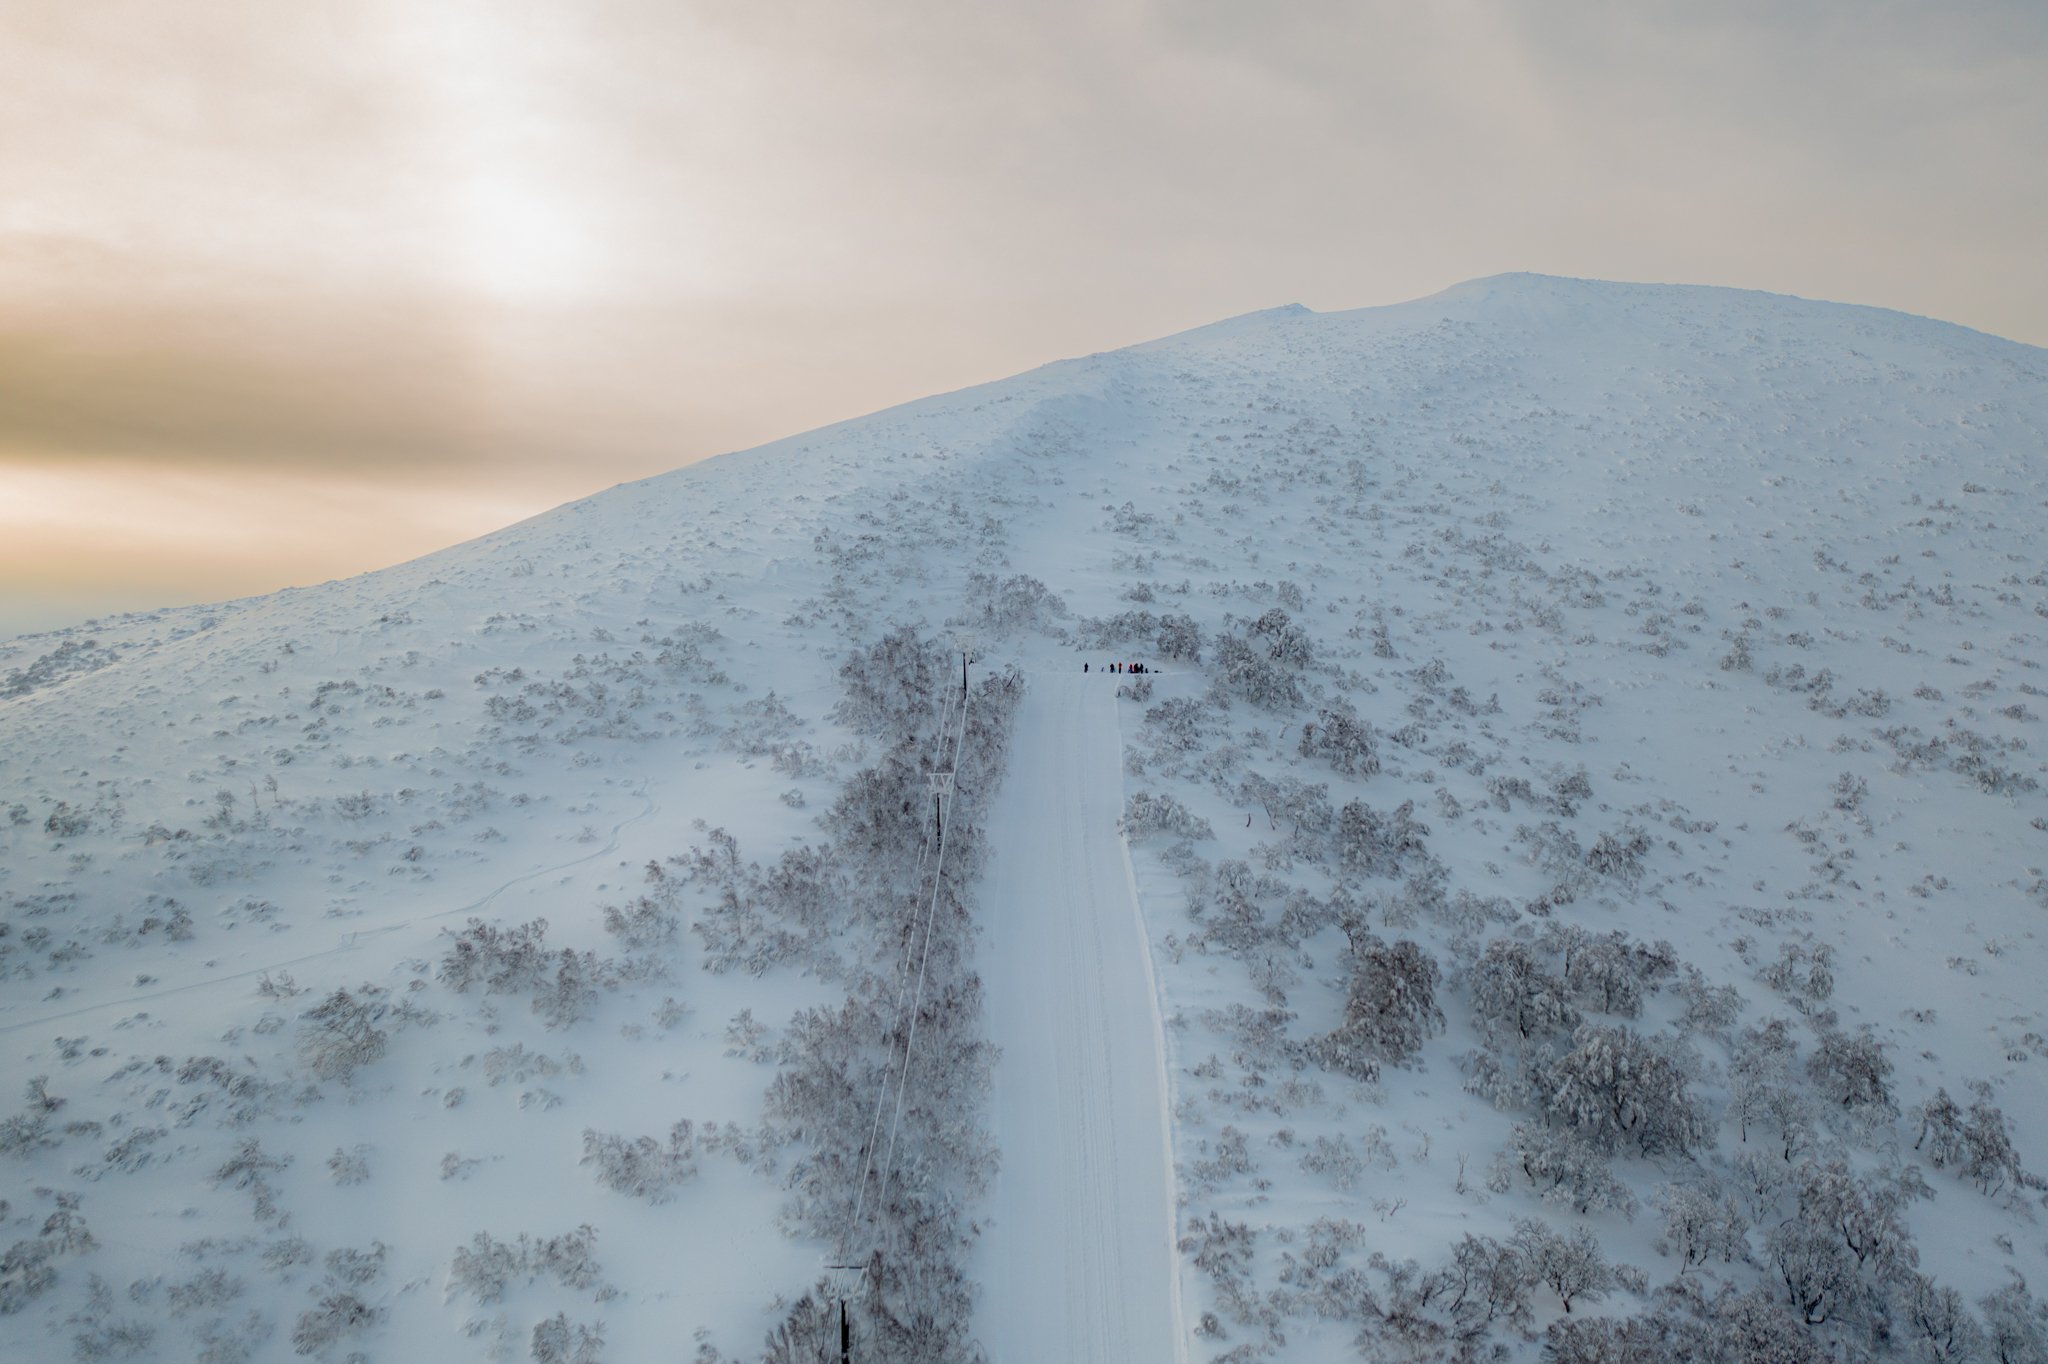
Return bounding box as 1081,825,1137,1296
3,274,2046,1362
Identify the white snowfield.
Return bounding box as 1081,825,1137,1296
5,273,2048,1362
979,669,1184,1364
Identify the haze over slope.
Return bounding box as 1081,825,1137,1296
3,275,2046,1362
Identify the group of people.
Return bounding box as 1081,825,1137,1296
1084,661,1151,674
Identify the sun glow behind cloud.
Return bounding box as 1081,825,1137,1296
406,2,619,304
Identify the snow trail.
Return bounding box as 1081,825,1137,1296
979,669,1184,1364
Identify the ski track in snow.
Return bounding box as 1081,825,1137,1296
979,670,1185,1364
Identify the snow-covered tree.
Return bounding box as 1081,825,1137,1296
955,572,1066,636
1155,613,1203,662
1654,1179,1750,1273
1513,1218,1614,1314
1211,632,1303,711
1314,933,1442,1079
1766,1215,1860,1326
1731,1018,1804,1148
833,626,947,739
530,1312,605,1364
1436,1233,1534,1339
1895,1272,1988,1364
1543,1023,1710,1157
1497,1122,1636,1217
1336,799,1429,879
1979,1279,2048,1364
1559,929,1677,1018
1468,938,1578,1044
1119,791,1216,842
1298,702,1380,777
1794,1155,1922,1276
1806,1028,1894,1113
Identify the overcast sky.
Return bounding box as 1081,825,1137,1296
4,0,2044,636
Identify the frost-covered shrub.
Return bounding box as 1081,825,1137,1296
1148,694,1211,747
449,1226,604,1306
531,1313,604,1364
602,865,682,950
1890,1273,1986,1364
1313,933,1442,1080
1119,792,1215,842
297,985,390,1083
1236,772,1333,861
1544,1024,1709,1157
1549,766,1594,817
324,1242,386,1288
1250,607,1314,667
1459,1045,1532,1110
820,749,930,877
1729,1017,1805,1150
439,918,552,996
955,572,1067,636
449,1232,524,1305
581,1121,697,1202
1195,859,1283,956
1156,613,1203,661
0,1238,57,1315
0,1074,65,1157
531,949,612,1029
44,801,92,839
1192,1126,1255,1187
1298,703,1380,777
1075,609,1158,649
290,1292,378,1355
1760,940,1834,1008
1583,825,1652,886
1212,608,1317,711
1335,799,1429,879
327,1146,370,1186
833,626,947,739
690,834,852,977
1674,964,1743,1037
1298,1134,1365,1191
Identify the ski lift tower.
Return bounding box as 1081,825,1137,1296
823,1260,874,1364
928,768,954,837
952,630,977,700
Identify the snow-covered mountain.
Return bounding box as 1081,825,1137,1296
4,273,2046,1363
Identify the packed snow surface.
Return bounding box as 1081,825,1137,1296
978,670,1182,1364
3,273,2047,1362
